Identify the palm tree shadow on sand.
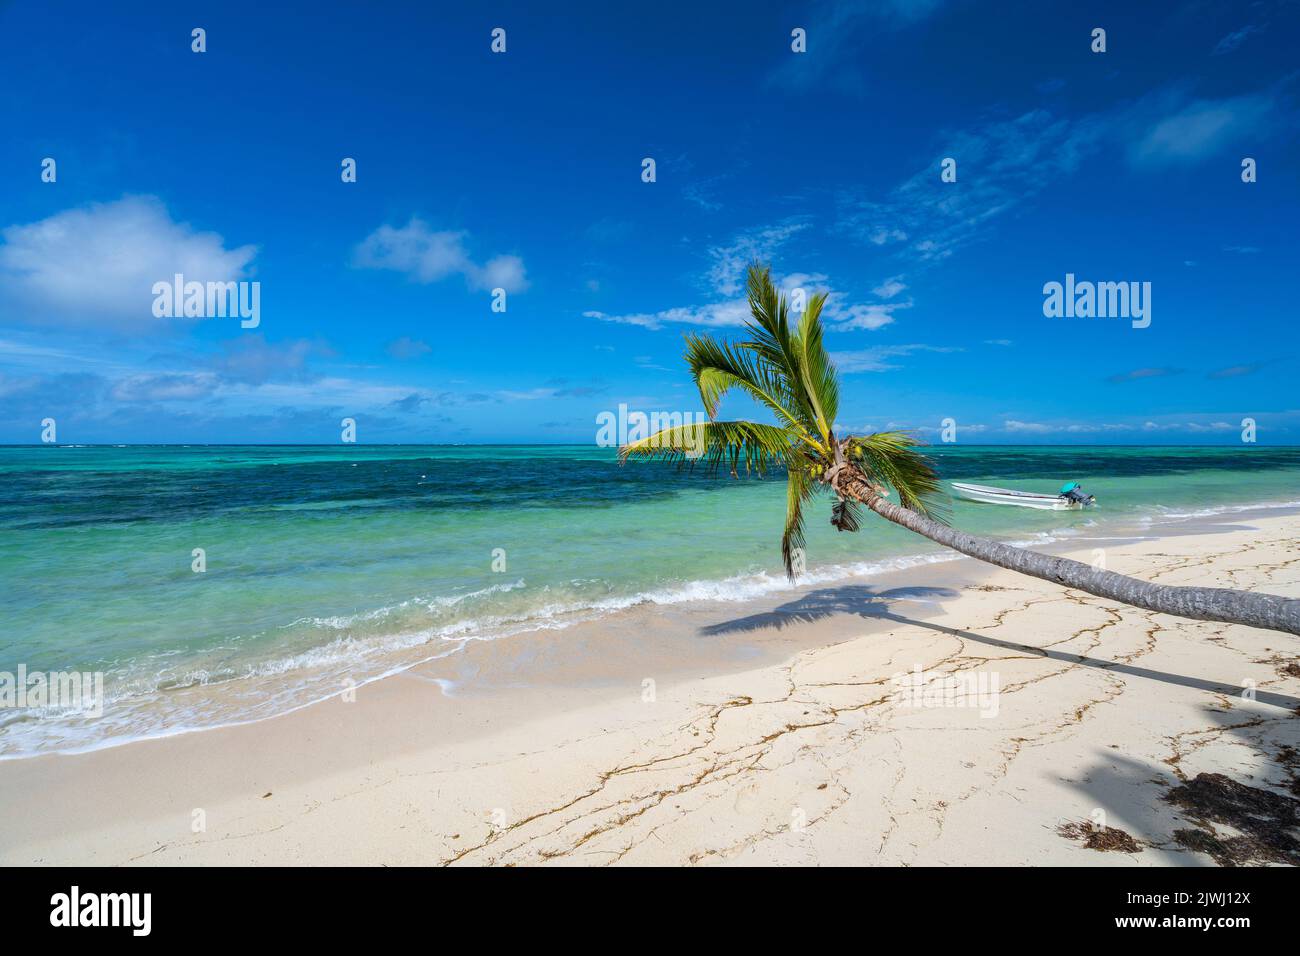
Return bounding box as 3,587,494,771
701,585,1299,710
699,584,958,635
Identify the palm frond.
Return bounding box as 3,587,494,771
619,420,797,476
741,265,827,439
848,431,948,520
782,458,817,581
794,291,839,440
830,495,862,533
684,333,817,445
743,263,796,367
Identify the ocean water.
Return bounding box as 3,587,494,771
2,444,1298,757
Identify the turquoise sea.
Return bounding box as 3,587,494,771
2,444,1298,757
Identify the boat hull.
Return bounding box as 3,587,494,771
951,482,1089,511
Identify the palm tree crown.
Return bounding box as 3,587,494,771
621,264,942,580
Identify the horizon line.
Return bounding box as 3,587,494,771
3,442,1297,450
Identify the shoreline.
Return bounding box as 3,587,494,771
5,498,1298,762
1,510,1297,865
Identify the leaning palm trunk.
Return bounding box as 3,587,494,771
829,463,1300,636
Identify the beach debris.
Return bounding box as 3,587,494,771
1252,654,1300,679
1056,819,1143,853
1164,772,1300,866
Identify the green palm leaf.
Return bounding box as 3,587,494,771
793,291,839,440
741,267,822,434
685,333,788,419
782,456,818,580
830,495,862,532
619,420,796,476
848,431,947,519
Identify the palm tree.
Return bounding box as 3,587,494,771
621,265,1300,636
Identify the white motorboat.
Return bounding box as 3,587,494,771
951,481,1096,511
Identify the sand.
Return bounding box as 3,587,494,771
1,513,1297,866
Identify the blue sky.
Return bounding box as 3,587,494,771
1,0,1296,444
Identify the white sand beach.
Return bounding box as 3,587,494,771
1,513,1297,866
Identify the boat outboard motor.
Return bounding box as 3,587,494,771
1058,481,1095,506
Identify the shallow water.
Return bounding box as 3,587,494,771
2,443,1297,756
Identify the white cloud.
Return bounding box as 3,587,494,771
774,271,908,331
837,108,1105,262
1129,92,1274,166
0,196,256,329
1003,420,1054,434
494,381,607,401
586,286,903,333
683,176,726,212
767,0,948,94
385,336,432,360
588,259,907,334
0,337,96,365
706,220,809,296
836,85,1283,265
495,387,558,401
1213,24,1259,55
352,218,529,293
901,421,989,435
211,336,322,385
110,372,218,403
872,276,907,299
831,344,961,373
824,299,908,331
234,376,417,409
1003,418,1239,435
475,254,528,293
585,300,751,330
